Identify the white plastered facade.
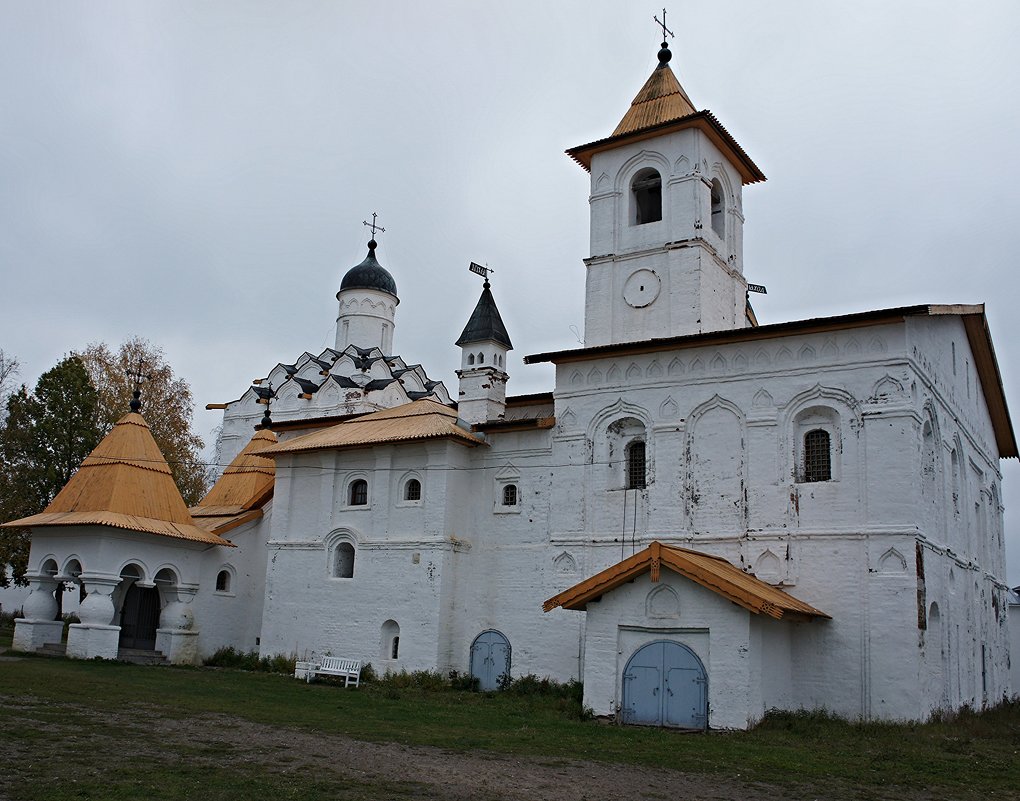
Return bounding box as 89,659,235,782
10,47,1014,728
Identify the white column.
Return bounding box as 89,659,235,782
156,582,201,665
66,574,121,660
12,572,64,652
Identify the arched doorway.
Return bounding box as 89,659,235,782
470,630,510,691
119,583,160,650
622,640,707,729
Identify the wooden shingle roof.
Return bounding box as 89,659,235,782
190,428,277,536
544,541,829,621
1,413,228,546
262,399,484,456
612,61,696,137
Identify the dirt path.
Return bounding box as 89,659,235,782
158,712,809,801
3,695,937,801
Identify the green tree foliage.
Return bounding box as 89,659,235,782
0,356,101,586
77,337,207,506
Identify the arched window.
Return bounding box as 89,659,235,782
381,619,399,660
710,178,725,238
626,440,646,489
468,353,475,365
405,478,422,502
632,168,662,225
502,483,518,506
215,570,231,593
803,429,831,482
349,479,368,506
478,352,485,364
334,542,355,578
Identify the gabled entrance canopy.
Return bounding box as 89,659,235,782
544,541,829,622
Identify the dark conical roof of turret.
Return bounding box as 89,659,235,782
338,240,398,299
456,282,513,349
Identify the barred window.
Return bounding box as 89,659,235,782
349,479,368,506
626,441,647,489
502,484,518,506
215,570,230,593
405,478,422,502
803,429,831,482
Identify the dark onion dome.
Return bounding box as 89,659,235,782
338,239,398,300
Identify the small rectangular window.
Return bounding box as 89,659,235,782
803,429,831,482
626,441,646,489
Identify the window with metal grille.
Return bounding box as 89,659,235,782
215,570,230,593
349,479,368,506
626,441,647,489
803,429,831,482
502,483,518,506
405,478,421,502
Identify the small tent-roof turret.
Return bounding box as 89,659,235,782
456,280,513,349
1,412,228,546
190,427,277,535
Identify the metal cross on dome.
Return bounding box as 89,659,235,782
362,212,386,240
654,8,674,43
125,358,152,413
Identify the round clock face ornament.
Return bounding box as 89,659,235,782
623,269,661,308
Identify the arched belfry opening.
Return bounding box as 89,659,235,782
631,168,662,225
710,178,725,239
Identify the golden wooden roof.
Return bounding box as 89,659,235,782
263,399,484,456
612,62,696,137
1,413,228,546
188,428,276,536
196,428,276,510
544,541,829,621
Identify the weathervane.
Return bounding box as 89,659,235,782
125,358,152,413
654,8,674,44
362,212,386,242
469,261,494,289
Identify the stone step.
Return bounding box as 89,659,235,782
117,648,169,666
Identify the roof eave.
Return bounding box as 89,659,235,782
566,110,766,185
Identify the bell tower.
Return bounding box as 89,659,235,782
567,36,766,346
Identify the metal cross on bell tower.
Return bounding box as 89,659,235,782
125,358,152,413
654,8,675,44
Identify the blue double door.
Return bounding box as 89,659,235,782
470,630,510,691
622,640,708,729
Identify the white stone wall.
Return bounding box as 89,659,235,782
584,128,749,346
251,310,1007,723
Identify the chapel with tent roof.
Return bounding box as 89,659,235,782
5,30,1015,729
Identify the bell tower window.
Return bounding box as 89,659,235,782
631,168,662,225
710,179,725,239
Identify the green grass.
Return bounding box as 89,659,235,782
0,657,1018,800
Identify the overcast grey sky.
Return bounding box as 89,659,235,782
2,2,1020,578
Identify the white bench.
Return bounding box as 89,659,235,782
306,656,361,687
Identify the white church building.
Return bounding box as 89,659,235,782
5,38,1016,730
